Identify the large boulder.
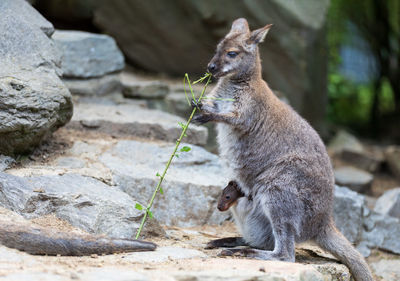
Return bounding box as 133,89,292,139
92,0,330,128
99,140,227,227
0,0,73,155
374,188,400,219
0,172,163,239
0,69,73,156
333,185,365,243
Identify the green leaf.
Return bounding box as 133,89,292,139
156,172,160,177
175,153,180,158
180,146,191,152
178,122,186,130
135,203,143,211
159,187,164,194
147,210,153,219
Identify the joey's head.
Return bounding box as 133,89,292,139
207,18,272,80
217,181,244,212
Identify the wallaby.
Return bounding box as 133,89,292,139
217,181,244,212
194,18,374,281
0,221,156,256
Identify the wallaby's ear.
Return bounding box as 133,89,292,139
248,24,273,45
229,18,250,34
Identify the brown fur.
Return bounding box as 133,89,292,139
218,181,244,212
196,18,374,281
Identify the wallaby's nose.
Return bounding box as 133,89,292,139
208,63,217,74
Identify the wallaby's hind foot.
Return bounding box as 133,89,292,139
205,237,247,249
218,248,295,262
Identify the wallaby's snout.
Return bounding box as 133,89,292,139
207,62,218,75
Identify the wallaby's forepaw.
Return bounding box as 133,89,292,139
191,99,203,110
192,113,213,124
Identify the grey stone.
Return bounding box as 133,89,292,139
334,166,373,193
165,92,196,118
122,79,169,99
53,30,125,78
374,188,400,219
356,241,371,257
371,259,400,281
0,155,15,172
54,157,86,169
341,149,383,173
0,0,72,156
99,140,227,227
328,130,364,154
0,0,61,75
333,185,365,243
63,74,122,96
123,246,206,263
6,0,54,37
94,0,330,129
0,172,162,239
0,69,73,156
361,211,400,254
67,103,208,145
385,146,400,180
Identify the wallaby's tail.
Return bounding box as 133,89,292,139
315,221,374,281
0,223,156,256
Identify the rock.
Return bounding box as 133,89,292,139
54,157,86,169
123,246,206,263
165,92,194,118
361,211,400,255
99,140,227,227
334,166,373,193
341,149,383,173
374,188,400,219
0,0,73,156
52,30,125,78
7,0,54,37
93,0,330,129
0,155,15,172
0,69,73,156
333,185,365,243
371,259,400,281
67,103,208,145
121,73,169,99
0,0,61,73
328,130,364,154
63,74,122,96
0,172,163,239
385,146,400,180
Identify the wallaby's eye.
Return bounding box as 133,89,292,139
225,195,231,200
227,51,238,58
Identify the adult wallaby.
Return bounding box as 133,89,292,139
194,18,374,281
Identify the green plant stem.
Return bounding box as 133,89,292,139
135,73,212,239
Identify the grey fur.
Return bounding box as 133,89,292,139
196,18,374,281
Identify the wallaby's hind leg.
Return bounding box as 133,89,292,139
219,186,298,262
205,237,247,249
218,223,295,262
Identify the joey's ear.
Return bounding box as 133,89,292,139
229,18,250,34
247,24,273,45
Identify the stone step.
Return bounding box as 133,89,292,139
67,103,208,145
